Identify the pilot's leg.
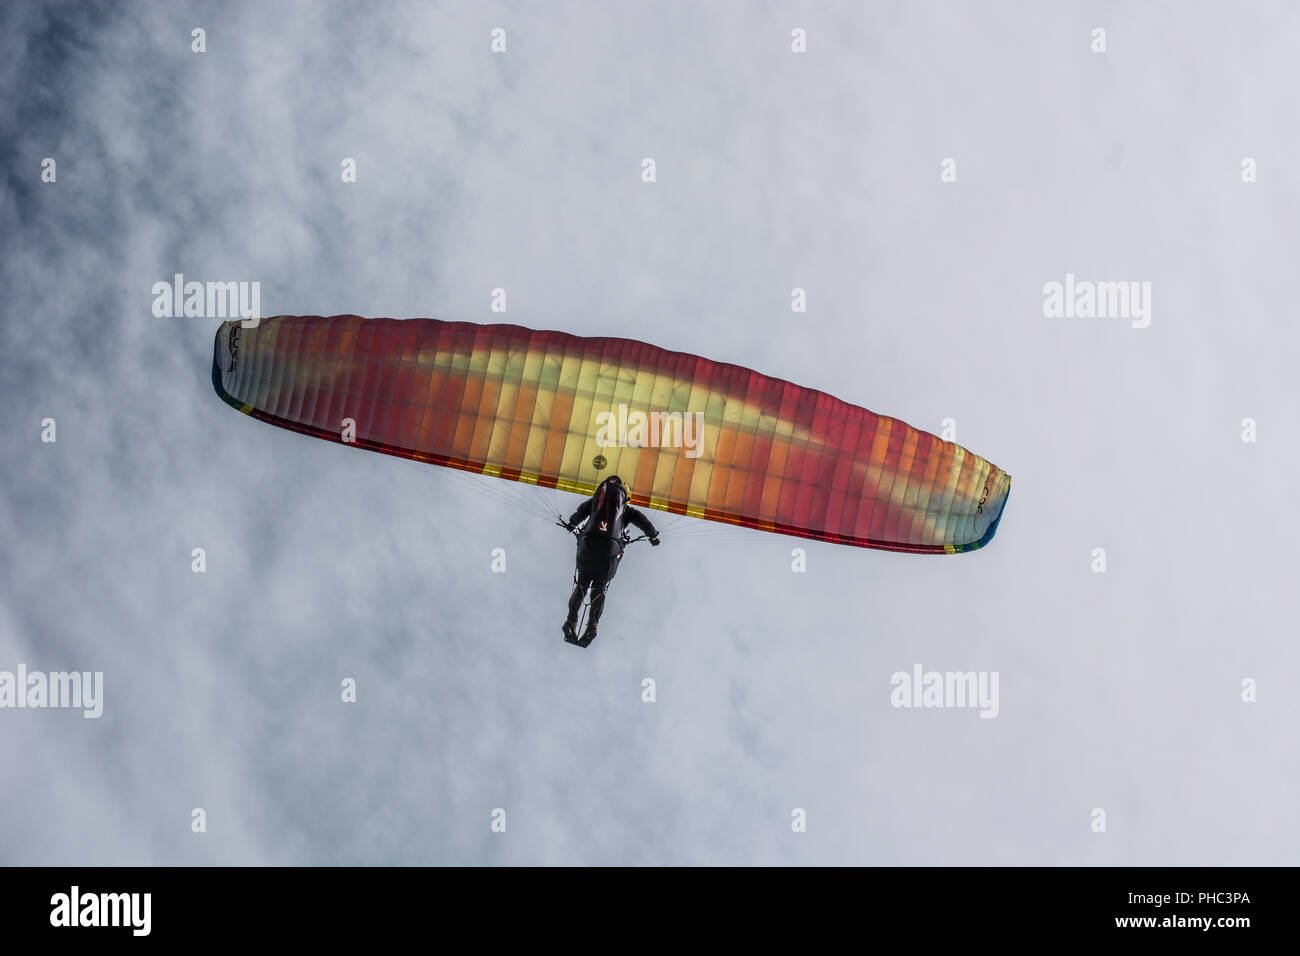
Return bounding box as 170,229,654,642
588,583,607,627
580,576,609,645
563,571,587,642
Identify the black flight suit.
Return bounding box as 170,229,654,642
564,479,658,643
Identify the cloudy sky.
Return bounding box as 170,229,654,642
2,0,1297,865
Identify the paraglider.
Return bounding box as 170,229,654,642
212,314,1011,641
560,475,660,647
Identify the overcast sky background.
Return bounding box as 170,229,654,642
2,0,1297,865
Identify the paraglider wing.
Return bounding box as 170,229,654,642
212,315,1010,553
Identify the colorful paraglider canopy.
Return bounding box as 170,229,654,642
212,315,1010,553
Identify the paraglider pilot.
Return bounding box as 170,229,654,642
562,475,659,646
